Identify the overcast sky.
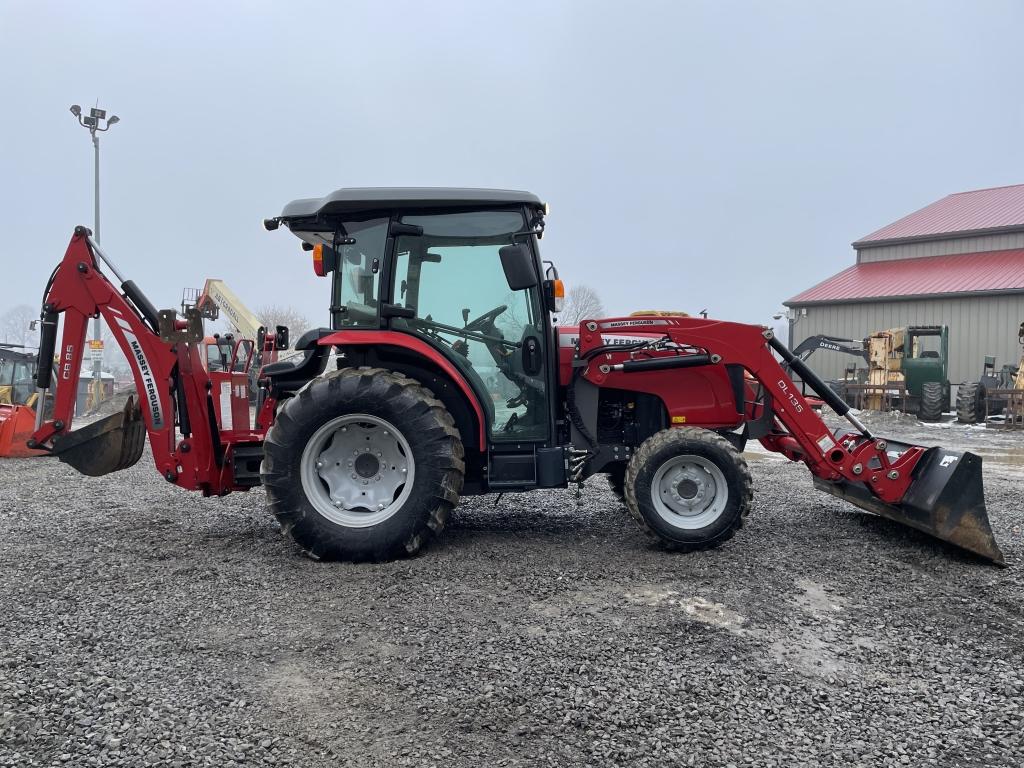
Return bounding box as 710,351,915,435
2,1,1023,338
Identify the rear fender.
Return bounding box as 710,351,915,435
317,331,486,448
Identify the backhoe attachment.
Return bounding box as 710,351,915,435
29,228,265,495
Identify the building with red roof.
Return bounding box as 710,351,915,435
785,184,1024,387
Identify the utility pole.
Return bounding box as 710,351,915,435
70,104,119,409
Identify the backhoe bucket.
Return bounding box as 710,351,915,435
52,396,147,476
815,443,1004,565
0,404,45,458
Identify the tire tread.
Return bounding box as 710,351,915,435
261,367,464,561
623,427,752,552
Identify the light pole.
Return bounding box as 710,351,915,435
70,104,119,408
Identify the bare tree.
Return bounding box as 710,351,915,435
255,304,312,339
0,305,40,348
559,285,606,325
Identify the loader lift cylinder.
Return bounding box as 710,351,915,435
768,335,874,440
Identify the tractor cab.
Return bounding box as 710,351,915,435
0,346,38,406
268,189,561,458
902,325,949,393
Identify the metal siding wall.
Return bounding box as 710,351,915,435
790,294,1024,386
858,232,1024,263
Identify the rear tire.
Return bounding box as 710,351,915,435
261,367,464,561
624,427,752,552
956,381,984,424
918,381,944,422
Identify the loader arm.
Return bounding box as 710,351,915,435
577,315,1003,563
29,228,264,494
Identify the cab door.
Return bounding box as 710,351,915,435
387,210,550,445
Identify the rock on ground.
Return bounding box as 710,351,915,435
0,418,1022,767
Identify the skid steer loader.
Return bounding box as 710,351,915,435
25,189,1004,564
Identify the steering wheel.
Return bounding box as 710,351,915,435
465,304,508,332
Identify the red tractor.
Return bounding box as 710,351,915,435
27,189,1003,564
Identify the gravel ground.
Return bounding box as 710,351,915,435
1,415,1022,767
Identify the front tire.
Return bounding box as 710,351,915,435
261,367,464,561
624,427,752,551
918,381,945,422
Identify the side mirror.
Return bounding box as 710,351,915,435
499,244,538,291
275,325,289,350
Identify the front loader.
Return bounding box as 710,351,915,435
27,189,1004,565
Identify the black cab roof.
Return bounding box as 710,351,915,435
279,187,543,220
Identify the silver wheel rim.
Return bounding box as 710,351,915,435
299,414,415,527
651,454,728,530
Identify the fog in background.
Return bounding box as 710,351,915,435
2,1,1022,343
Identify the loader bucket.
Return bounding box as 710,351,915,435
51,396,147,476
0,404,45,458
815,442,1004,565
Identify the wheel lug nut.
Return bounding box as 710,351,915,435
348,461,353,467
351,473,357,480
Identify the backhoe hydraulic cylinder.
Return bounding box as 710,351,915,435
121,280,161,332
35,309,58,390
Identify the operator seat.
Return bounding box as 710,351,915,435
261,328,331,393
